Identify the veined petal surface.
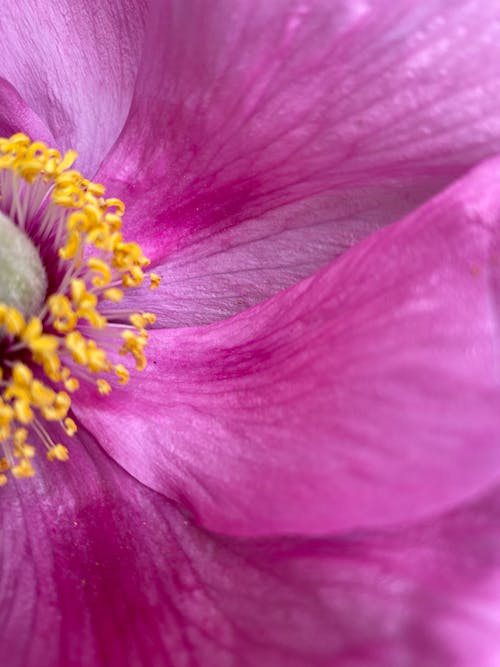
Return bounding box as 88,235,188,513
100,0,500,324
2,425,500,667
76,157,500,536
0,0,148,175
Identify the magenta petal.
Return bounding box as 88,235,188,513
99,0,500,322
121,182,444,327
0,1,147,174
0,78,54,145
3,429,500,666
74,157,500,536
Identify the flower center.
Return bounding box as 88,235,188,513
0,133,160,485
0,210,47,314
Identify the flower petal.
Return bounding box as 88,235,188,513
120,181,446,327
0,78,54,145
99,0,500,322
75,156,500,536
0,0,148,174
3,428,500,666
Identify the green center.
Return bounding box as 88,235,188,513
0,211,47,315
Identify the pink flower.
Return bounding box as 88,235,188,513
1,1,500,666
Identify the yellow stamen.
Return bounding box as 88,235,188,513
103,288,123,302
0,133,158,483
114,364,130,385
47,444,69,462
150,273,161,290
97,379,112,395
4,308,25,336
63,418,77,436
11,458,35,478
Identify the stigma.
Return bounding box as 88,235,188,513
0,133,160,485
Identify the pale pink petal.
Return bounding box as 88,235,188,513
75,156,500,536
0,1,148,174
100,0,500,323
3,425,500,666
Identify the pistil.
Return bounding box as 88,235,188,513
0,210,47,314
